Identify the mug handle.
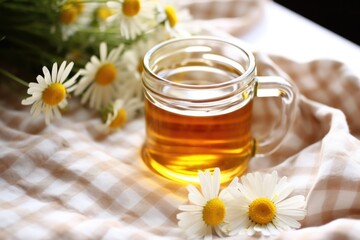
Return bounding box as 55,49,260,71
253,76,298,156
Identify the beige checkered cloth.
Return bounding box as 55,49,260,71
1,0,360,239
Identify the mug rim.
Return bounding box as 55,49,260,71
143,36,256,89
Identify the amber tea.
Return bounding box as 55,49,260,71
142,98,254,184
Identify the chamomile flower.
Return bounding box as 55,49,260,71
106,0,157,40
74,42,130,110
223,171,307,236
58,0,96,40
21,61,78,124
104,85,143,130
177,168,232,239
156,0,194,38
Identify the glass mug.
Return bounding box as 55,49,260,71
141,36,297,184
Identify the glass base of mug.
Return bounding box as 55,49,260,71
141,145,251,185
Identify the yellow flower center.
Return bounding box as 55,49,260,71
248,197,276,225
164,5,178,27
109,108,127,129
202,198,226,226
122,0,141,17
97,6,114,21
42,83,66,106
95,63,117,86
59,0,84,24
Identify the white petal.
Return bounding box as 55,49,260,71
108,47,121,62
264,171,278,198
75,77,93,95
120,19,130,39
226,215,250,235
63,78,77,93
185,220,207,238
100,84,111,105
190,226,207,240
187,185,206,206
77,69,87,76
275,214,302,229
221,177,240,200
227,184,241,198
273,216,291,231
177,211,202,222
277,208,307,219
276,195,306,209
94,86,103,109
254,172,265,196
238,178,256,200
214,225,227,238
89,85,98,108
22,97,37,105
60,97,69,108
66,84,77,93
64,70,80,89
102,87,112,106
60,61,74,83
27,86,43,94
29,93,43,100
80,83,94,104
51,62,58,83
100,42,107,62
89,56,100,67
57,61,67,83
42,66,52,84
53,107,62,119
178,213,198,227
246,222,256,236
117,44,125,54
265,222,280,235
254,223,271,235
44,105,53,124
199,170,211,200
211,168,220,198
203,225,213,240
106,13,118,23
273,176,294,203
36,75,45,85
178,204,203,212
229,177,239,188
30,101,42,117
113,99,124,110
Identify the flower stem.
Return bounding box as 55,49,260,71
0,68,28,87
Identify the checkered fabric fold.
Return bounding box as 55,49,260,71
1,0,360,239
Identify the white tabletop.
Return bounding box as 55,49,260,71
239,1,360,77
